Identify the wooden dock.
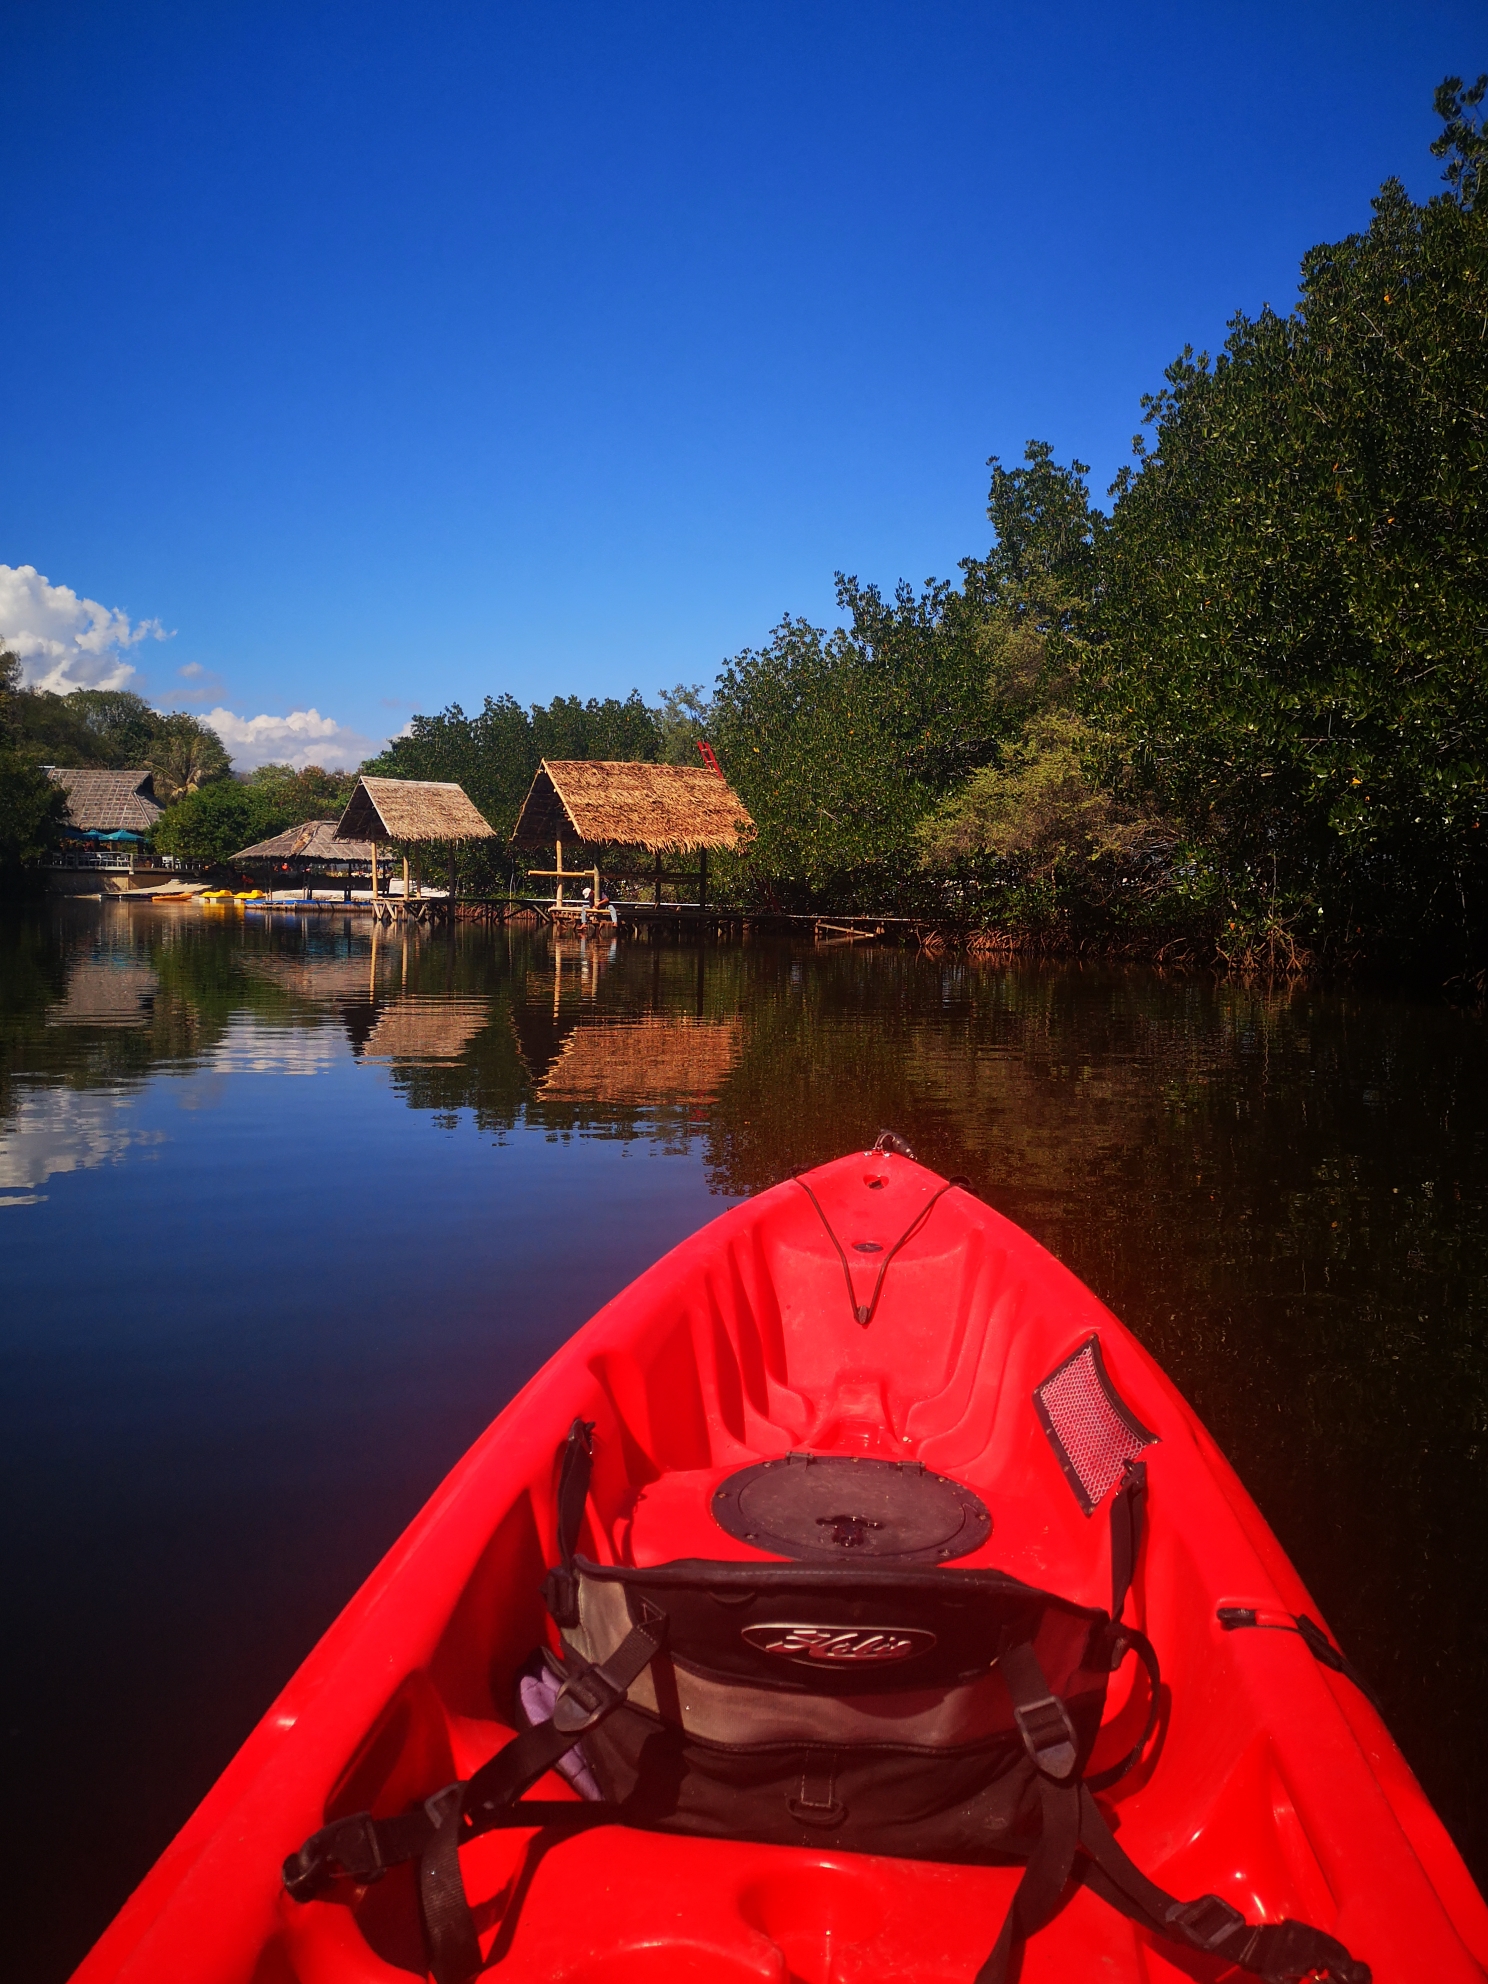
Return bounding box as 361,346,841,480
447,898,938,946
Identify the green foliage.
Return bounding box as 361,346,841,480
141,711,232,801
1432,73,1486,209
712,574,1009,906
365,690,660,844
530,689,659,765
1091,89,1488,959
245,762,358,821
151,780,291,865
0,669,234,802
656,683,714,765
0,655,69,875
9,685,125,766
706,80,1488,969
150,762,357,868
0,753,69,874
51,689,162,765
918,713,1168,873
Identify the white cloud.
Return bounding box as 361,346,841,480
0,563,170,693
203,706,377,771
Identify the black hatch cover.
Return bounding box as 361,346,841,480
711,1453,991,1564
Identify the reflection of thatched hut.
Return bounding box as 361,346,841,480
362,997,491,1062
46,960,159,1028
536,1016,742,1103
334,777,497,903
511,761,754,910
242,954,387,1003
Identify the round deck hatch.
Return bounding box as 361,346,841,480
711,1454,990,1564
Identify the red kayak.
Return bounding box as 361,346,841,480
76,1147,1488,1983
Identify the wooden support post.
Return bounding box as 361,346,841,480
403,854,411,901
370,841,380,903
653,850,662,906
556,838,564,912
699,847,708,911
449,846,457,917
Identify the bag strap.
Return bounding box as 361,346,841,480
1108,1457,1147,1618
281,1611,666,1984
976,1642,1371,1984
541,1416,595,1628
419,1613,664,1983
1076,1783,1371,1982
1083,1624,1160,1793
973,1640,1086,1984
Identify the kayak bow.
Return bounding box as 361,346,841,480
74,1149,1488,1983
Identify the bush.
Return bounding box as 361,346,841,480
152,781,292,865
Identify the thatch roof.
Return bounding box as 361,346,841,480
232,819,377,863
48,769,162,835
536,1016,742,1102
510,760,754,854
335,777,495,845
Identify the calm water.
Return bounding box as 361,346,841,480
4,902,1486,1975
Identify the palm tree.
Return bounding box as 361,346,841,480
144,714,232,802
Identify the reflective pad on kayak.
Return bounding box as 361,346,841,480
711,1452,991,1563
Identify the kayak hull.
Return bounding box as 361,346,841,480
74,1151,1488,1982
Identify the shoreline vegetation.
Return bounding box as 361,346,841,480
4,79,1486,988
366,78,1488,987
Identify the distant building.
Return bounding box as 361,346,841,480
46,769,166,888
510,758,755,912
232,819,377,869
47,767,163,836
333,776,498,905
230,818,378,900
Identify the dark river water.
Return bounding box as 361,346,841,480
4,902,1486,1976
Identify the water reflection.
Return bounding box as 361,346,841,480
2,900,1486,1972
0,1085,164,1202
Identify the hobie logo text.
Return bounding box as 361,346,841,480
742,1624,936,1664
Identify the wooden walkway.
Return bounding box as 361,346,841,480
448,898,947,946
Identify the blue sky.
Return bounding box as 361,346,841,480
2,1,1481,767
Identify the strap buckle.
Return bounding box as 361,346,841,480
1012,1692,1078,1780
1166,1892,1250,1956
552,1663,625,1735
423,1781,464,1830
542,1566,580,1628
281,1810,385,1901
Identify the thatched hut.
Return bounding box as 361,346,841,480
231,819,377,895
43,768,167,888
333,776,496,904
47,768,164,838
510,760,754,911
